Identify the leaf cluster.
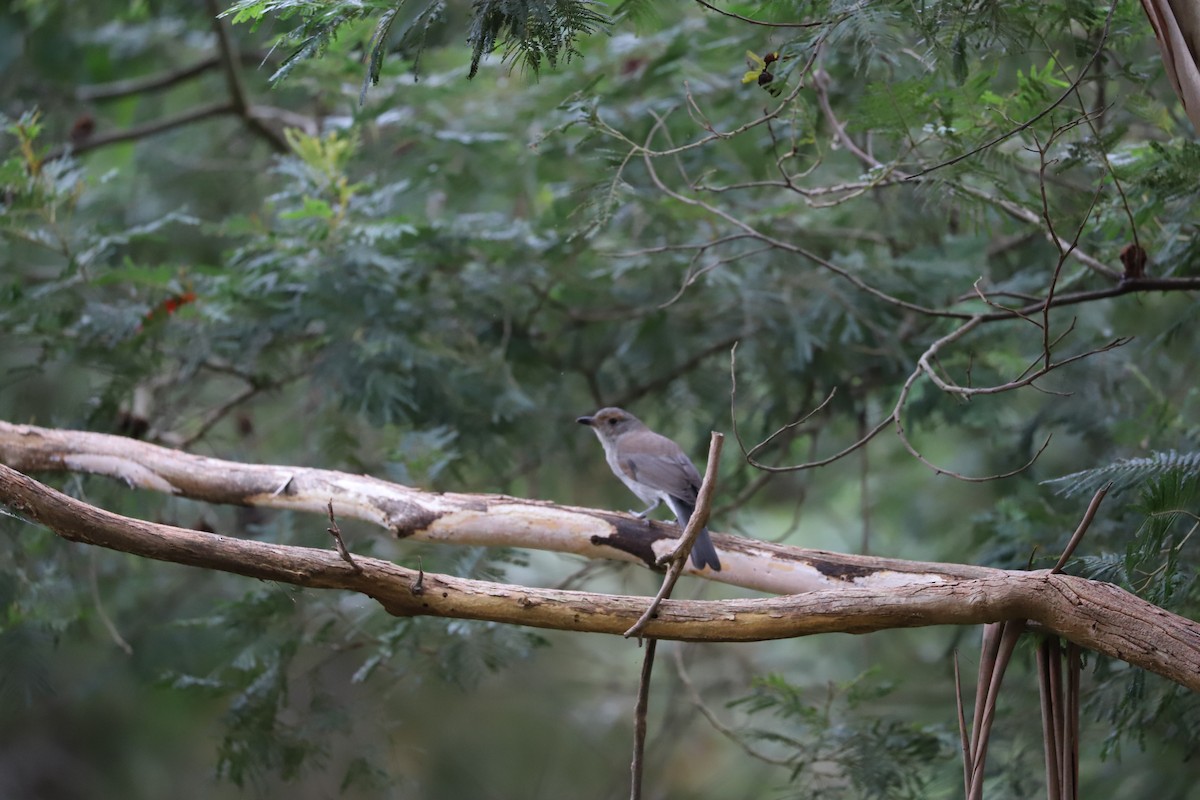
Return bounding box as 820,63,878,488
222,0,610,87
732,670,953,799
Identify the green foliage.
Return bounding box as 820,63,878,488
1132,140,1200,203
1113,140,1200,275
1043,450,1200,498
360,2,446,99
1124,472,1199,606
979,57,1072,120
732,671,952,798
466,0,610,78
1089,663,1200,764
160,589,315,787
4,0,1200,796
979,456,1200,773
222,0,609,86
1059,466,1199,612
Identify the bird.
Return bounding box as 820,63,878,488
576,407,722,571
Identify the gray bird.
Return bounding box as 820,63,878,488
577,407,722,571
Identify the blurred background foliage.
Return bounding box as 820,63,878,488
1,0,1199,797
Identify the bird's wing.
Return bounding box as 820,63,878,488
620,448,702,503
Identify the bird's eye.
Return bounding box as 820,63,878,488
607,418,617,425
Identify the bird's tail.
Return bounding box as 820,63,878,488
667,497,722,571
689,528,722,571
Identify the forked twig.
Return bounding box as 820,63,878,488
624,432,725,639
325,500,362,573
626,432,723,799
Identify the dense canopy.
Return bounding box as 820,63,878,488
2,1,1199,798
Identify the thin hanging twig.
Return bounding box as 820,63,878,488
630,638,658,800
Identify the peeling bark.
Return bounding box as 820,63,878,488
2,421,1199,692
0,421,995,594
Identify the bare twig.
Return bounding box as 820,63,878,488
953,651,972,797
625,432,725,639
1052,483,1111,574
77,56,222,101
551,559,610,591
411,556,425,595
672,646,791,767
744,390,838,465
48,3,292,162
731,342,889,475
177,384,261,449
1037,640,1063,800
1065,643,1080,798
968,621,1026,800
638,118,969,320
1031,127,1108,369
207,0,249,113
814,68,888,170
89,550,134,655
76,50,273,102
956,183,1122,281
893,346,1055,482
176,370,303,448
326,500,361,573
691,0,834,28
1036,27,1140,252
629,638,658,800
813,65,1121,283
858,408,871,555
623,424,738,800
615,335,746,410
47,101,236,160
658,244,775,310
913,315,1130,400
970,277,1042,328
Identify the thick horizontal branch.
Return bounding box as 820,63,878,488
2,464,1198,692
0,421,997,595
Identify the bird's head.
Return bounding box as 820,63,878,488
576,407,646,442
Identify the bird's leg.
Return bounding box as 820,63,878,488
629,498,660,521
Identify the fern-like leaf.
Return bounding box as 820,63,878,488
466,0,610,78
1042,450,1200,497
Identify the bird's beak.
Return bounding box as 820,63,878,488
576,416,594,426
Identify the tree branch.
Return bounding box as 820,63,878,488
1,462,1198,692
48,101,237,160
903,0,1119,181
625,432,724,638
690,0,831,28
75,51,273,102
76,56,223,101
205,0,290,152
0,420,1000,595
